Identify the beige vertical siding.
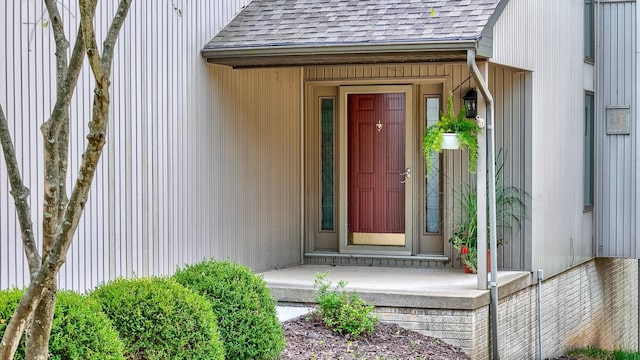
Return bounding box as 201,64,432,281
304,63,528,269
596,1,638,258
488,64,530,270
493,0,595,277
0,0,303,291
203,65,302,271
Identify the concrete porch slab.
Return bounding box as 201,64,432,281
260,265,531,310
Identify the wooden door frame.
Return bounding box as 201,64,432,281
338,85,414,255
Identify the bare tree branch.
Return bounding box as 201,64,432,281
43,0,70,87
0,106,41,274
64,27,86,93
42,25,86,140
55,26,85,220
40,1,66,259
102,0,133,79
79,0,103,81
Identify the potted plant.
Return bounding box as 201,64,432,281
449,222,478,273
423,94,480,175
448,150,528,273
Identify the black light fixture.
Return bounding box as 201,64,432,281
463,88,478,118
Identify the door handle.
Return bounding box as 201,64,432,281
400,168,411,183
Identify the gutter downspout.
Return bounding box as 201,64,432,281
627,0,640,348
467,49,499,360
300,67,305,265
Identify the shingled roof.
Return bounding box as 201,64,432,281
203,0,508,68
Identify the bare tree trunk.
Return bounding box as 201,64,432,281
0,0,133,358
24,283,56,360
0,267,57,359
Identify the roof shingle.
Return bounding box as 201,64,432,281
205,0,502,50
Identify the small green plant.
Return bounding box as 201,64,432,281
568,347,640,360
423,94,480,175
0,289,124,360
173,259,284,360
313,272,378,338
612,350,640,360
90,277,224,360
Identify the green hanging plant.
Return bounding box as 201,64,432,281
422,94,480,175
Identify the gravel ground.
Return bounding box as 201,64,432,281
280,313,471,360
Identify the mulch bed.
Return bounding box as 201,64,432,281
280,313,471,360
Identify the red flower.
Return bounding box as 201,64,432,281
461,246,469,255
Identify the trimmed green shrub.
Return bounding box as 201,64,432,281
313,272,378,338
173,259,284,360
0,289,125,360
91,277,224,360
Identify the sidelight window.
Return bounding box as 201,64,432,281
320,97,335,230
425,97,441,233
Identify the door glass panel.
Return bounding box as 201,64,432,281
321,98,335,231
425,97,440,233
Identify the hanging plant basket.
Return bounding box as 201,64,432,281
441,133,460,150
422,95,480,175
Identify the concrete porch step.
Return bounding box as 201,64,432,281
304,252,450,268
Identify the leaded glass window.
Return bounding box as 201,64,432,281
425,97,440,233
321,98,335,230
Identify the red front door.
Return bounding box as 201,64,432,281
347,93,406,245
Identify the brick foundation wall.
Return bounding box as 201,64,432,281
376,306,492,358
376,258,639,359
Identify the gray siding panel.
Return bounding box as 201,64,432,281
597,1,638,258
494,0,598,277
488,65,529,271
0,0,303,291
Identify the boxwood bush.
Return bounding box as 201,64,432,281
0,289,125,360
173,260,284,360
91,277,224,360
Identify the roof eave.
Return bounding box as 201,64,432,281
202,40,483,68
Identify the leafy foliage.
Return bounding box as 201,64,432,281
568,346,640,359
448,150,528,273
0,289,125,360
90,277,224,360
313,273,378,339
423,94,480,175
173,259,284,360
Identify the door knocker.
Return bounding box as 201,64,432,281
376,120,383,132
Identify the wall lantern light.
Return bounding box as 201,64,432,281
463,88,478,119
